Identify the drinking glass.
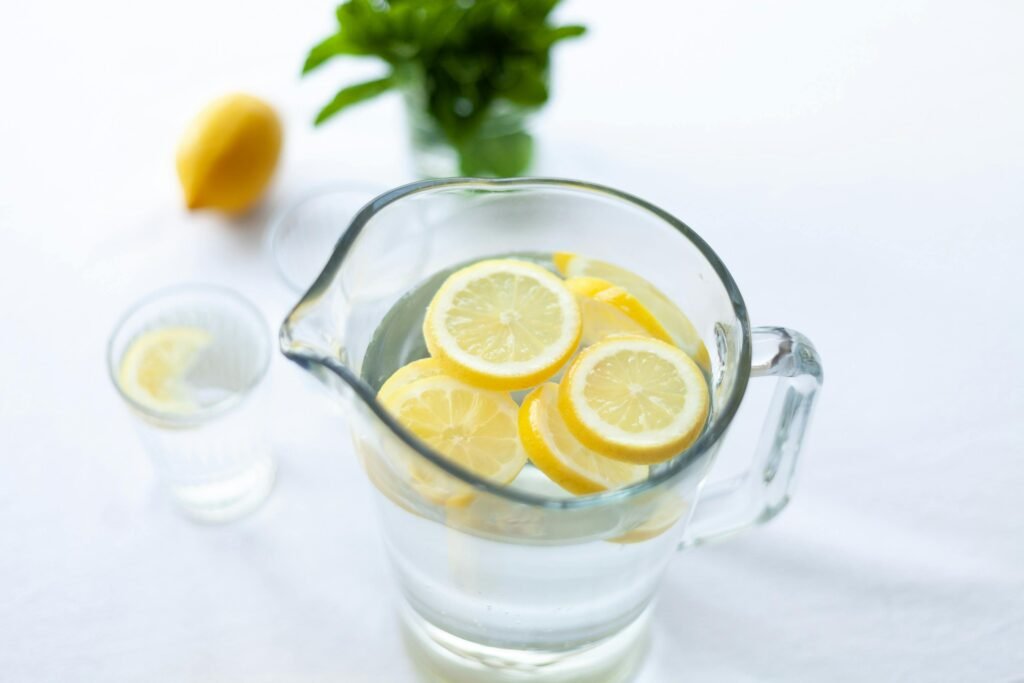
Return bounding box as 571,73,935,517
280,179,823,682
267,184,385,294
109,285,276,523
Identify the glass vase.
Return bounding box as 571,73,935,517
402,84,535,179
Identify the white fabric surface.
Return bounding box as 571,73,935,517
2,1,1022,681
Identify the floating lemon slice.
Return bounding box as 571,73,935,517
553,253,711,370
559,336,709,464
117,326,212,414
564,276,672,345
381,375,527,505
424,259,581,391
520,383,648,495
377,357,444,404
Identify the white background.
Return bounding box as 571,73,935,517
1,1,1023,681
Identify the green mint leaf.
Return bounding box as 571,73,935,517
540,24,586,47
302,33,369,75
314,74,396,125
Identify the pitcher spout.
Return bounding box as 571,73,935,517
279,281,356,401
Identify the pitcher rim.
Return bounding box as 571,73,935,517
282,177,752,509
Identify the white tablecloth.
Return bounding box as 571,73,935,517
2,1,1022,681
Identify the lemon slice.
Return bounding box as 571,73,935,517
565,276,673,345
381,375,527,505
559,336,709,464
117,326,212,414
554,253,711,370
608,494,688,544
424,259,581,391
377,357,444,404
520,383,648,495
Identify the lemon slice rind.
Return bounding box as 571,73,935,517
520,383,648,495
377,357,444,405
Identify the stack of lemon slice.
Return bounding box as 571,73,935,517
375,255,710,511
554,252,711,370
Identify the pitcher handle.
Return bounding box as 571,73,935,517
680,326,823,548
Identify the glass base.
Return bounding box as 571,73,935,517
169,455,276,523
400,603,651,683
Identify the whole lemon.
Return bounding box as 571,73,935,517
176,94,282,213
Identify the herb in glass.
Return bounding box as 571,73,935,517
303,0,585,177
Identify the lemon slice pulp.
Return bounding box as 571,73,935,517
117,326,212,415
520,383,648,495
424,259,581,390
554,253,710,370
381,375,527,505
559,336,709,464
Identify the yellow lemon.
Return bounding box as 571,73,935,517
519,383,648,495
176,94,282,213
423,259,581,391
559,336,709,464
117,326,212,414
380,375,527,506
553,253,711,370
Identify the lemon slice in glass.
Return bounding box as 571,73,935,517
117,326,212,415
424,259,581,391
554,253,710,370
559,336,709,464
564,276,673,345
381,375,527,505
520,383,648,495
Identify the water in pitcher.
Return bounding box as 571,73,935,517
359,253,699,655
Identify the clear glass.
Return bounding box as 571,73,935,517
267,183,386,294
109,285,276,523
280,179,823,682
402,82,535,178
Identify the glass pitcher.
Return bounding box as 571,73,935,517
280,178,823,683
